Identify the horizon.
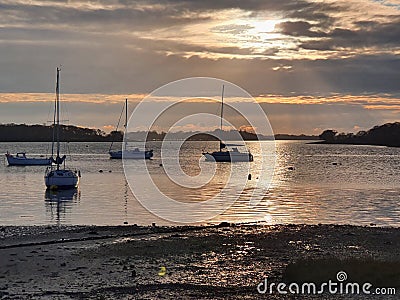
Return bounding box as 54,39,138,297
1,120,381,137
0,92,398,135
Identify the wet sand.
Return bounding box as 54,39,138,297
0,224,399,299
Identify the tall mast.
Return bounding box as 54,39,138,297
220,85,224,151
220,85,224,131
56,67,60,170
125,98,128,129
51,81,56,159
124,98,128,148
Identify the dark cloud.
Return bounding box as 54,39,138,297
0,0,341,31
1,36,398,97
276,21,327,37
300,19,400,50
0,1,211,31
0,0,398,98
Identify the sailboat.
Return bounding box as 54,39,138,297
44,67,80,190
5,151,52,166
202,85,253,162
109,98,153,159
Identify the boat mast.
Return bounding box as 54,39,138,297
220,85,224,151
125,98,128,128
108,99,126,152
56,67,60,170
124,98,128,148
51,81,56,159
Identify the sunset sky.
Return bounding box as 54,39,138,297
0,0,399,134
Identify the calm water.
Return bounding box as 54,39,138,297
1,141,400,226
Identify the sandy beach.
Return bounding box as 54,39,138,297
0,224,399,299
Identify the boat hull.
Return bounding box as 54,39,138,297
5,154,52,166
109,149,153,159
203,151,253,162
45,169,79,189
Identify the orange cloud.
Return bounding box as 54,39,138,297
0,93,146,104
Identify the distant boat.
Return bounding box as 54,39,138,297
109,98,153,159
44,67,80,190
109,147,153,159
202,85,253,162
5,152,52,166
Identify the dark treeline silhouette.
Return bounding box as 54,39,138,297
0,123,122,142
275,134,319,140
319,122,400,147
1,123,321,142
1,125,272,142
144,130,262,141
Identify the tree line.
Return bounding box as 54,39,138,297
319,122,400,147
0,123,122,142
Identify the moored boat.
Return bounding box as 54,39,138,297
44,67,80,190
203,145,253,162
5,152,52,166
202,85,253,162
109,98,153,160
109,148,153,159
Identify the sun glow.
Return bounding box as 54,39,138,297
249,20,280,33
238,19,284,54
206,17,284,57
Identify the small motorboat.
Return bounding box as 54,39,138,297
109,147,153,159
5,152,52,166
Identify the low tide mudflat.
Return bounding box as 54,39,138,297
0,224,399,299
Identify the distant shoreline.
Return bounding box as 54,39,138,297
0,137,319,142
309,140,400,148
0,123,319,143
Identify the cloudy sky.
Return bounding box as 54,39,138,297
0,0,399,134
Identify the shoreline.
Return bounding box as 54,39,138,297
1,223,399,299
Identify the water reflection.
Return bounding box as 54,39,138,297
123,181,128,224
1,141,400,226
44,188,80,224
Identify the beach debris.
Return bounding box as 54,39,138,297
123,221,128,225
332,162,338,165
99,170,103,173
158,266,166,276
159,163,163,167
109,170,112,173
288,166,295,170
248,174,252,180
152,222,156,227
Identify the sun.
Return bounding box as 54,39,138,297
249,20,279,34
237,19,283,51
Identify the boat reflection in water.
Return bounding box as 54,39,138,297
45,188,80,224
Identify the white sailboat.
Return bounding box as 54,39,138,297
5,152,52,166
44,67,80,190
109,98,153,159
202,85,253,162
